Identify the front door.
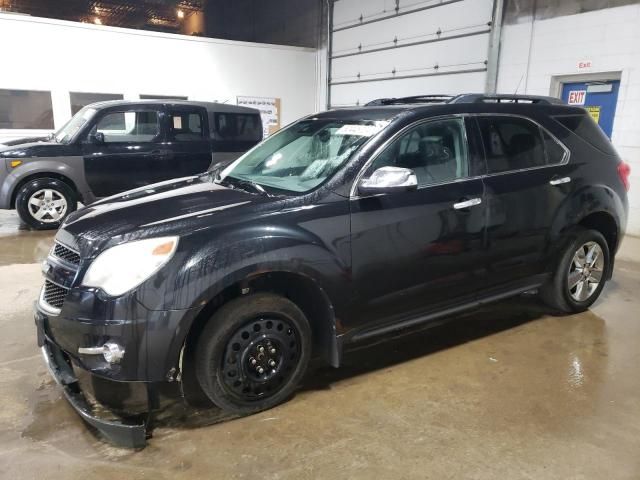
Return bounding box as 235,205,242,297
476,115,572,289
349,117,488,329
562,80,620,138
83,107,170,197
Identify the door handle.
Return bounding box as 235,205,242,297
453,198,482,210
549,176,571,186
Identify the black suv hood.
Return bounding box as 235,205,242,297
0,140,71,158
61,176,281,251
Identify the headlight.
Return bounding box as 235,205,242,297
82,236,179,296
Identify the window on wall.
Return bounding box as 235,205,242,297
70,92,124,115
0,89,54,129
140,94,188,100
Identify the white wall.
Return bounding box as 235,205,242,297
329,0,494,107
497,3,640,236
0,13,318,143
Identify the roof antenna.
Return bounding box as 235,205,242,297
514,73,524,94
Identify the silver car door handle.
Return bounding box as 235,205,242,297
550,176,571,186
453,198,482,210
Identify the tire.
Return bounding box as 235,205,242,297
540,227,611,313
195,293,312,415
15,177,77,230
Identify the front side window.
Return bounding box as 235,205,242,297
365,118,470,186
168,110,204,141
220,119,388,194
0,89,54,129
477,116,546,173
93,110,160,143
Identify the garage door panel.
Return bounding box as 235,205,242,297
332,0,389,29
331,33,489,82
330,71,488,106
332,0,493,55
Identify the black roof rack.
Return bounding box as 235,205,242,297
365,95,454,106
364,93,564,107
450,94,564,105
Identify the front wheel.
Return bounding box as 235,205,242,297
541,228,611,313
15,177,77,230
195,293,312,415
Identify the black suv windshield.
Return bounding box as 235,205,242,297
220,118,389,194
54,107,97,144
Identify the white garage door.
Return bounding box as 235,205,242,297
329,0,496,107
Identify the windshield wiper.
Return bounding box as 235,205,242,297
217,176,273,197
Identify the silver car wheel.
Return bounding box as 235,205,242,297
27,189,68,223
567,241,604,302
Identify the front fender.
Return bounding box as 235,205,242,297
0,157,90,208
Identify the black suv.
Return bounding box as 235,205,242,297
35,94,630,447
0,100,262,229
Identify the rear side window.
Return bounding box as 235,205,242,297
477,116,546,173
211,113,262,142
554,114,617,155
542,130,568,165
168,110,204,141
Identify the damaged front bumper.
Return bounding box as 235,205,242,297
39,331,148,449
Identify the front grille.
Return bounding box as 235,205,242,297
43,280,69,309
52,242,80,265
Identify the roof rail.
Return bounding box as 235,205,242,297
450,94,564,105
365,95,454,106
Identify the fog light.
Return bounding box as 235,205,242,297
78,342,125,364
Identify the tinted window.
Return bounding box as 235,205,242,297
554,114,617,155
367,118,469,186
477,116,546,173
542,130,567,165
70,92,123,115
212,113,262,142
0,89,53,129
168,111,204,141
93,110,160,143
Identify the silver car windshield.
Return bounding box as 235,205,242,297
55,107,97,144
219,119,389,194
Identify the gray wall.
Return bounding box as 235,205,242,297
205,0,322,48
504,0,640,23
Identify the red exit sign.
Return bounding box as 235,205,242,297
578,60,593,69
568,90,586,105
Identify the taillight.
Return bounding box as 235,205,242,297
618,162,631,191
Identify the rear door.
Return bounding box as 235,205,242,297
166,106,212,177
348,116,488,329
476,114,571,289
82,107,169,197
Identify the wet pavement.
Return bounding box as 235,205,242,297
1,209,640,479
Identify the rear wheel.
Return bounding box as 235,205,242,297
195,293,312,414
15,177,77,230
541,228,611,313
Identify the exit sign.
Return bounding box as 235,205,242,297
578,60,593,69
567,90,586,105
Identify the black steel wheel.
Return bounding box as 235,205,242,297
195,293,311,414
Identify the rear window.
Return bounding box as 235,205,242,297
211,113,262,142
554,114,617,156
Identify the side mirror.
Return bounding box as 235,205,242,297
358,166,418,195
88,132,105,144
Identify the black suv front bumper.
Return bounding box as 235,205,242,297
36,311,147,448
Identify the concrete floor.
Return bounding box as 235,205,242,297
1,209,640,479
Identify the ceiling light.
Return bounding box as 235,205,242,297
177,9,185,19
93,17,102,25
